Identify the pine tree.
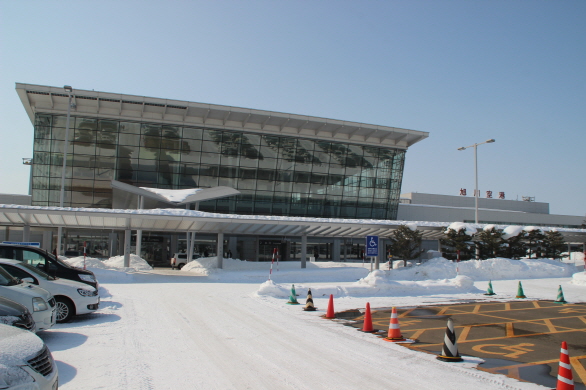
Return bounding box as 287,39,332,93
499,230,527,260
440,226,474,261
524,229,545,258
476,226,504,259
388,225,424,266
542,230,566,259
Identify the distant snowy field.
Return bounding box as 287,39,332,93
49,254,586,389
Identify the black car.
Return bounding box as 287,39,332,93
0,244,98,289
0,296,36,332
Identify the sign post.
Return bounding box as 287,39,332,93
366,236,379,271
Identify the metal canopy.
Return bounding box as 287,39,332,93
1,205,585,243
16,83,429,150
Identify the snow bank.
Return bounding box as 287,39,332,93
63,254,153,272
384,257,575,281
256,272,479,299
572,272,586,286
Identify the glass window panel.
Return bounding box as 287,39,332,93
139,147,157,160
292,182,310,193
201,139,221,154
198,175,219,187
35,118,52,140
71,154,93,168
182,127,203,140
33,138,51,152
258,157,278,170
218,177,237,187
32,189,49,202
35,114,52,127
51,116,69,128
118,144,138,160
200,151,220,165
220,153,240,167
73,142,95,156
96,144,116,157
75,118,97,131
255,177,275,192
181,150,201,164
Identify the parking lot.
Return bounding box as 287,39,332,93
342,300,586,389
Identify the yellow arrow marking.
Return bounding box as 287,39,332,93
472,343,535,359
559,307,586,314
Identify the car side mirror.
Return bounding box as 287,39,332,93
22,277,35,283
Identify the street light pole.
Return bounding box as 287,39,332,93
56,86,73,256
457,139,495,224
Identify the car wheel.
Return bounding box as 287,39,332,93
178,263,184,270
56,297,74,323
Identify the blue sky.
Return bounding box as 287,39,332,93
1,1,584,217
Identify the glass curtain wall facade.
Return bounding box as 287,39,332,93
31,113,406,219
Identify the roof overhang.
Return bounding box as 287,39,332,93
111,180,240,205
1,205,585,243
16,83,429,149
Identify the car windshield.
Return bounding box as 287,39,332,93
17,262,55,281
0,266,20,286
46,251,76,268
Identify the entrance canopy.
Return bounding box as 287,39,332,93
1,205,585,243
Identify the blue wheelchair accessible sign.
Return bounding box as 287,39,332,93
365,235,379,256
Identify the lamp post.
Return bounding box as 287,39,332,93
457,139,495,224
56,85,73,256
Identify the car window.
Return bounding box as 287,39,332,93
19,262,53,280
0,264,38,284
0,266,19,286
0,247,16,259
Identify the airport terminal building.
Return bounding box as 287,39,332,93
8,83,431,263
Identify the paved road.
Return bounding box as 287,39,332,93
343,300,586,389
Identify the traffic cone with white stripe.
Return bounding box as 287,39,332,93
554,285,568,304
484,280,496,296
361,302,376,333
303,288,317,311
286,284,300,305
554,341,574,390
325,294,336,319
516,281,527,299
437,318,463,362
383,307,406,342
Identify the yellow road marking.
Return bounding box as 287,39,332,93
479,354,586,384
542,319,558,333
457,326,472,343
506,322,514,337
570,356,586,384
532,301,541,308
472,343,534,358
409,329,427,340
421,328,586,347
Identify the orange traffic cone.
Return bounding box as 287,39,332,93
361,302,376,333
383,307,406,342
554,341,574,390
325,294,335,319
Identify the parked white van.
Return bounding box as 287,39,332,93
0,266,56,332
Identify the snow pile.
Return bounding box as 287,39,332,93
446,222,477,235
384,257,575,281
502,225,524,239
63,254,153,272
63,256,111,270
103,255,153,271
572,272,586,285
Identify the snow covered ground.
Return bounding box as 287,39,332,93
37,255,586,389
